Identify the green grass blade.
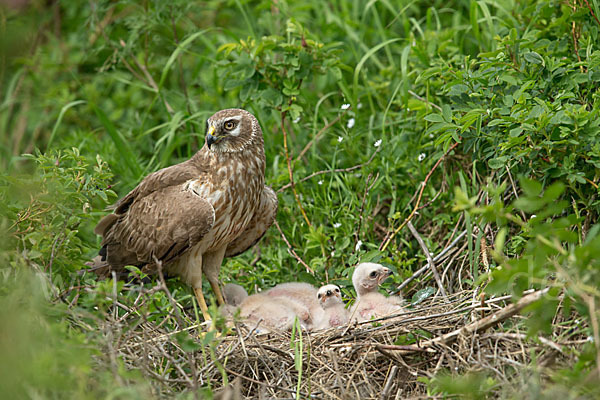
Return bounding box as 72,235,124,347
158,29,211,90
46,100,87,151
353,38,402,101
92,104,142,178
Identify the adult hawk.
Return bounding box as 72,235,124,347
91,108,277,320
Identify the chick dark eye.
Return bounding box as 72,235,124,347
335,288,340,293
317,293,322,299
369,271,377,278
224,121,236,130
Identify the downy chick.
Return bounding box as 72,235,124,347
314,284,349,330
265,282,324,329
350,263,405,323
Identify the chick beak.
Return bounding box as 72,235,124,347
378,268,392,284
206,126,217,149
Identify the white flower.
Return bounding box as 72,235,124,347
341,103,350,110
587,336,594,343
293,116,301,123
347,118,355,129
407,108,410,112
418,153,426,162
374,139,382,148
355,240,362,252
429,133,434,138
330,250,335,257
318,180,323,185
357,102,363,109
333,222,341,228
531,214,537,219
337,136,343,143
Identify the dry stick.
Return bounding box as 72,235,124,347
295,112,345,163
224,367,308,397
407,221,448,300
505,165,528,222
380,141,459,252
281,112,312,227
277,147,381,193
392,229,467,294
274,220,314,274
389,287,551,355
482,333,563,353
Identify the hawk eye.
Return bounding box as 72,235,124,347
224,120,237,130
369,271,377,278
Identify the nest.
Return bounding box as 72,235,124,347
100,287,584,399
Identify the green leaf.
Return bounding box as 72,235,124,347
411,287,435,305
524,51,545,66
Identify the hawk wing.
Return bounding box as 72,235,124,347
111,158,201,215
225,185,278,257
98,185,215,270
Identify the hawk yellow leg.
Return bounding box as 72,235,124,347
203,246,227,306
194,287,212,321
210,280,226,306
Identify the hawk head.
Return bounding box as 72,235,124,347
205,108,261,153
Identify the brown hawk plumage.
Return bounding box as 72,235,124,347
91,108,278,320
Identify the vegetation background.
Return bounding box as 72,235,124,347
1,0,599,398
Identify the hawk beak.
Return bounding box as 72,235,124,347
206,126,217,149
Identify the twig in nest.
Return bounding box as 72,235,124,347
273,220,314,274
380,141,459,252
277,147,381,193
153,257,199,394
380,364,398,400
407,221,448,300
393,287,551,355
